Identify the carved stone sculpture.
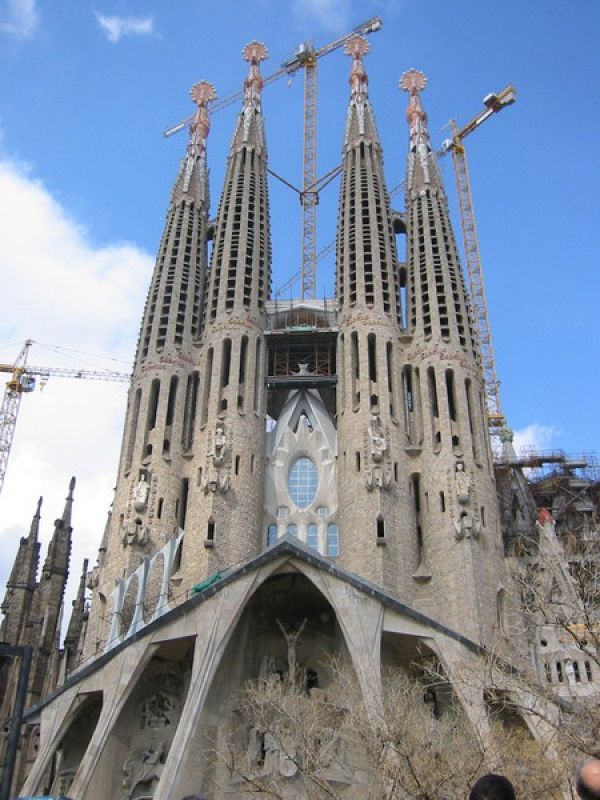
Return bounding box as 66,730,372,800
121,740,165,800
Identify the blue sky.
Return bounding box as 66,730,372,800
1,0,599,608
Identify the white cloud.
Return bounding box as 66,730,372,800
512,423,559,456
0,159,152,632
94,11,154,43
0,0,39,39
292,0,352,32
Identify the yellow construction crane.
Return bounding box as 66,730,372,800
441,85,516,431
164,17,383,302
0,340,130,497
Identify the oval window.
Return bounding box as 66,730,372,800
288,457,318,509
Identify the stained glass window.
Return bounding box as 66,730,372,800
327,523,339,556
267,524,277,546
307,524,318,549
288,457,318,508
287,523,298,537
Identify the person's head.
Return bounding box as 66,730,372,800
469,773,516,800
577,759,600,799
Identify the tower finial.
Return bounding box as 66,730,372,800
400,68,430,149
188,81,216,156
345,35,370,100
242,41,268,107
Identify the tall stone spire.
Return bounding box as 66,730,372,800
337,36,400,321
399,72,503,642
336,37,409,592
205,41,270,321
400,69,476,352
25,478,74,702
136,80,214,368
178,42,271,585
0,497,42,645
63,557,89,675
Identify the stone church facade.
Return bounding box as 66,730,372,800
2,36,598,800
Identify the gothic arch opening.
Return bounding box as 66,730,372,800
173,571,356,797
85,638,194,800
33,692,103,798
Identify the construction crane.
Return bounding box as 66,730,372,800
164,17,383,302
0,340,130,497
274,178,402,300
440,85,516,431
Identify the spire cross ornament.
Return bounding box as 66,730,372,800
399,68,430,148
188,81,216,156
242,41,268,106
345,35,370,99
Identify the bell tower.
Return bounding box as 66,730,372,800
399,70,504,641
335,37,411,592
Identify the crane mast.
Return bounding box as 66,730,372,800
0,340,34,497
442,85,516,431
0,341,130,497
301,54,318,300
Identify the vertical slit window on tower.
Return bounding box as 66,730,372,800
201,348,213,427
125,388,141,473
367,334,377,382
445,369,457,422
253,338,262,412
207,519,215,543
182,371,200,450
411,473,424,566
377,517,385,541
179,479,189,530
165,375,178,427
351,331,360,410
147,379,160,432
386,341,396,419
368,333,378,411
427,366,441,450
219,338,232,413
402,365,414,443
465,378,480,462
338,334,345,410
237,335,248,411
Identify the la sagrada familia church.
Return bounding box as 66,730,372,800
1,31,599,800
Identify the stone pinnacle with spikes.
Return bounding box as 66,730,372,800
188,80,216,156
400,68,430,149
345,35,370,100
242,41,268,107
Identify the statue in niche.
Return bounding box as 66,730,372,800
369,416,388,463
365,417,392,491
202,423,231,494
453,462,480,541
454,461,471,505
133,473,150,512
212,422,228,466
121,740,165,800
276,618,307,688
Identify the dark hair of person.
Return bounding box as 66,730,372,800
469,773,517,800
